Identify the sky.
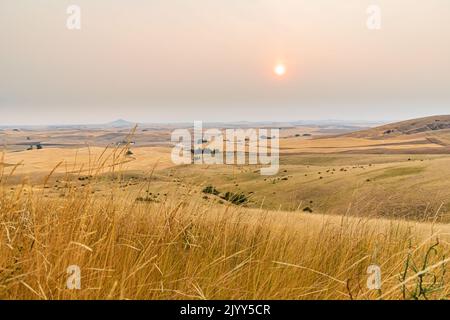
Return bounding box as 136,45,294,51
1,0,450,125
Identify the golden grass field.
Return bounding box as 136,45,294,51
1,117,450,300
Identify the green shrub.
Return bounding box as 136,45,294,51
202,185,220,196
221,192,248,205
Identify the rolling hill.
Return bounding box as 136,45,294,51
345,115,450,140
279,115,450,155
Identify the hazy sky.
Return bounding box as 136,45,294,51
1,0,450,125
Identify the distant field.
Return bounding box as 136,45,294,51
3,122,450,222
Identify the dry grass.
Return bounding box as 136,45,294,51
0,148,450,300
280,135,443,154
2,146,175,180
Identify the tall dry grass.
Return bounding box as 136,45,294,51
0,147,449,300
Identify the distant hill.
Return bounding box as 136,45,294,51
345,115,450,139
105,119,137,128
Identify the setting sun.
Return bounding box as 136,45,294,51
274,64,286,76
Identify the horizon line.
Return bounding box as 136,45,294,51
0,118,399,128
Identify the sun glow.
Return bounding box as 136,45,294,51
274,64,286,76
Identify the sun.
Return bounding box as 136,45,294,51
274,64,286,76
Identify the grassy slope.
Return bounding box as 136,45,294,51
4,145,450,220
2,143,450,300
164,154,450,221
1,178,449,300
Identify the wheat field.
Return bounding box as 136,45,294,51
1,147,449,300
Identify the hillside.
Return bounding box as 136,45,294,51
277,115,450,155
1,162,449,299
345,115,450,140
